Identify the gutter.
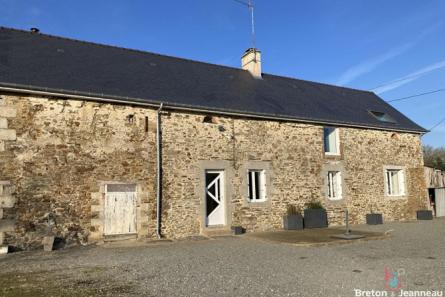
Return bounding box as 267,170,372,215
0,84,428,135
156,103,163,239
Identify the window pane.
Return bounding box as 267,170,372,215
386,169,405,196
324,128,331,152
386,171,392,195
248,170,266,201
327,171,342,199
324,127,337,154
254,172,260,200
248,172,253,200
391,171,400,195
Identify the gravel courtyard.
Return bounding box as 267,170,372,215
1,219,445,297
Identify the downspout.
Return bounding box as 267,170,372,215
156,103,164,238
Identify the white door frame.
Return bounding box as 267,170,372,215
205,170,226,226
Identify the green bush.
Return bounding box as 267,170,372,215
305,201,324,209
286,204,300,215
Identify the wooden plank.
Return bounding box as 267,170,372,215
435,188,445,217
104,191,137,235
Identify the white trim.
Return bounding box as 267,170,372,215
327,171,343,200
247,169,267,202
384,167,407,197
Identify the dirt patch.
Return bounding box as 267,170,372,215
245,227,388,246
0,267,135,297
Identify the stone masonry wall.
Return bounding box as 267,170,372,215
160,112,427,237
0,92,428,248
0,93,156,249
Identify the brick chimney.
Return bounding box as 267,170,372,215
241,48,262,79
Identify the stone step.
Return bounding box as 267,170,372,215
0,195,15,208
202,228,234,238
103,233,138,242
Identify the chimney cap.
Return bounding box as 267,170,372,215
243,47,260,55
30,28,40,34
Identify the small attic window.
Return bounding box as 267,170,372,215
203,115,217,124
368,111,397,123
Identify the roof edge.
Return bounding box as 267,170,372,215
0,82,428,134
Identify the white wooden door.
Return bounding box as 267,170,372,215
104,184,137,235
205,170,225,226
435,188,445,217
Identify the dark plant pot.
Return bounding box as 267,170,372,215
417,210,433,220
283,214,303,230
231,226,245,235
304,209,328,229
366,213,383,225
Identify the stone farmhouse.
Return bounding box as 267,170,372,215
0,27,428,250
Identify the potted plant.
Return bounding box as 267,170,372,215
283,204,303,230
303,201,328,228
366,205,383,225
416,210,433,220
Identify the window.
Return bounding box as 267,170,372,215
327,171,342,200
385,169,406,196
324,127,339,155
248,170,266,202
369,111,397,123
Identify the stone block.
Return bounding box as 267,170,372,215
0,196,16,208
0,118,7,129
0,219,15,232
0,231,4,244
42,236,55,252
91,205,102,212
0,129,16,141
0,141,4,152
0,209,3,219
0,107,16,118
0,245,7,255
90,218,102,227
88,231,102,243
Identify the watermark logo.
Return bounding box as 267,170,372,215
353,267,443,297
384,267,404,291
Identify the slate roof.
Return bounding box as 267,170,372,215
0,27,426,133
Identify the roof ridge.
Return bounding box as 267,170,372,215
0,26,246,72
0,26,371,94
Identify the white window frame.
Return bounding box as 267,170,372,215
327,171,342,200
384,168,406,197
324,127,340,155
247,169,267,202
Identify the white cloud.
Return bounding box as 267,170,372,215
336,43,413,86
373,59,445,94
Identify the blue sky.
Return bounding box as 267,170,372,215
1,0,444,146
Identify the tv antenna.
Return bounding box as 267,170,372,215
233,0,256,49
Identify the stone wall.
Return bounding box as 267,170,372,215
161,112,427,237
0,93,156,249
0,92,428,249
